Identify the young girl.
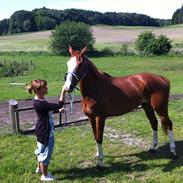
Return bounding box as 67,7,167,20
27,79,65,181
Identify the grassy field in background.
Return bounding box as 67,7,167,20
0,39,49,52
1,99,183,183
0,54,183,102
1,24,183,52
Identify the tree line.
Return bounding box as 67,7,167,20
172,5,183,24
0,7,169,35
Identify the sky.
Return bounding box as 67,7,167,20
0,0,182,20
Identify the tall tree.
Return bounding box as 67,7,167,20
0,19,9,35
172,5,183,24
9,10,37,33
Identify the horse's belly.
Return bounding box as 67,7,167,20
105,96,143,116
82,97,142,118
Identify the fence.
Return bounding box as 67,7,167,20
9,99,88,134
9,94,183,134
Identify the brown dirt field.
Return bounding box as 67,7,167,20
92,26,183,43
0,31,51,40
1,26,183,43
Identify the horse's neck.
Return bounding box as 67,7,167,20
87,58,104,79
79,58,105,97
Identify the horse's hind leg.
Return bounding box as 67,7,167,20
158,113,176,158
141,103,159,152
151,94,176,158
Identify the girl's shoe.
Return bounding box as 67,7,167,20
40,173,55,181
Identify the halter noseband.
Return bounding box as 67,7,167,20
64,58,88,90
65,72,79,82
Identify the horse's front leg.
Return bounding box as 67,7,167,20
95,116,105,167
89,116,106,167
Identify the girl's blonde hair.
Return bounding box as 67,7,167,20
26,79,47,94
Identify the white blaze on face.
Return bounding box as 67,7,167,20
63,56,77,91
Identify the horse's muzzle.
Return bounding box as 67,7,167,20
64,85,74,93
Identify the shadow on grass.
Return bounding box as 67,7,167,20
122,140,183,172
53,162,149,181
53,140,183,181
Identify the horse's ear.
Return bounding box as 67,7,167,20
68,45,73,56
80,46,88,57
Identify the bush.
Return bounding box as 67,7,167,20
50,21,95,55
135,31,172,55
0,60,35,77
151,35,172,55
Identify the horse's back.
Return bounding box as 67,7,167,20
114,72,170,92
137,72,170,92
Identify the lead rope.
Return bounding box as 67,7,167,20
63,100,67,126
61,89,75,127
68,89,75,114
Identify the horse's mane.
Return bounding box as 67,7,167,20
84,57,112,80
103,72,112,77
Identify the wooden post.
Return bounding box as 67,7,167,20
15,111,20,133
9,99,18,134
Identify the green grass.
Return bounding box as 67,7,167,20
1,99,183,182
0,39,49,52
0,54,183,101
0,54,67,101
167,24,183,28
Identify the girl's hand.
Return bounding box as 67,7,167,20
59,107,65,113
59,87,66,101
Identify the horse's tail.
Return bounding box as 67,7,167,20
161,121,168,135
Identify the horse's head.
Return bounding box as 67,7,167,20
63,46,87,92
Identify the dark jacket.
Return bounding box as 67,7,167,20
34,99,63,145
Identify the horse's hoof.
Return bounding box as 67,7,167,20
96,164,105,170
170,153,178,160
148,149,156,153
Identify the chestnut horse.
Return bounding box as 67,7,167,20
63,46,176,167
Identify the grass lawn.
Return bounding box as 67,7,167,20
1,99,183,183
1,54,183,182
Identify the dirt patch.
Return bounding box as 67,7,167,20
104,126,149,149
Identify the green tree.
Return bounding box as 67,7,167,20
0,19,9,35
50,21,95,55
35,15,56,30
172,5,183,24
9,10,36,33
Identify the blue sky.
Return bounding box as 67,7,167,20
0,0,182,20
